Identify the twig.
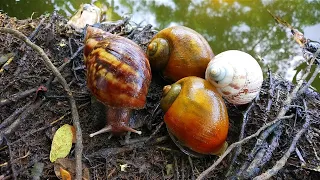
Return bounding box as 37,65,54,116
188,156,195,180
253,104,311,180
3,137,17,180
241,125,283,179
174,156,179,180
196,54,315,179
9,102,89,145
226,101,255,177
0,27,83,179
0,88,37,107
2,99,43,136
28,17,46,40
298,64,320,95
235,120,281,178
0,101,31,129
145,121,164,144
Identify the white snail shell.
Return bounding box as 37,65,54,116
205,50,263,105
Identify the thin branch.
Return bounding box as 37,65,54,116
0,88,37,107
298,64,320,95
253,104,311,180
0,27,83,179
0,101,31,129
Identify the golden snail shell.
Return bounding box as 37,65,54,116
160,76,229,156
205,50,263,105
147,25,214,82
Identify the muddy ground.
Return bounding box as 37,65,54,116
0,13,319,180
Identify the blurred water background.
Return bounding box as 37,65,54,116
1,0,319,90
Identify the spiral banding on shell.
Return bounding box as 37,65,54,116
205,50,263,105
84,26,151,109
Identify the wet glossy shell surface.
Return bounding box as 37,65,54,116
84,26,151,109
163,77,229,154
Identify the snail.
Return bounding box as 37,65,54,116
68,4,101,32
146,25,214,82
205,50,263,105
84,26,151,137
160,76,229,156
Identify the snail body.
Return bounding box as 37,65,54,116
205,50,263,105
147,26,214,82
160,76,229,156
84,26,151,136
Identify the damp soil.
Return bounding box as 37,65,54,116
0,13,319,179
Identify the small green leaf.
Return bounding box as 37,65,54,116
50,124,74,162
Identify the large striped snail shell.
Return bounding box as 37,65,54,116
84,26,151,136
205,50,263,105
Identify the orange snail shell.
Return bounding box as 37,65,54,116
160,76,229,156
147,25,214,82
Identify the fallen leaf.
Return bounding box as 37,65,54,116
50,124,74,162
54,158,90,180
71,126,76,143
60,167,72,180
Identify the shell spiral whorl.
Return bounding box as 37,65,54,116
84,26,151,109
84,26,151,136
160,76,229,156
205,50,263,105
147,25,214,82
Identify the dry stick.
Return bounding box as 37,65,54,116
0,88,37,106
236,120,282,178
4,137,17,180
145,121,164,144
253,101,311,180
0,28,83,180
3,99,43,136
242,126,283,179
0,101,31,129
298,64,320,95
9,102,89,145
196,53,317,180
226,101,255,177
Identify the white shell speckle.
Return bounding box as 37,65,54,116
205,50,263,105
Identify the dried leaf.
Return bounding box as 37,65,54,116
71,126,76,144
60,167,72,180
50,124,74,162
54,158,90,180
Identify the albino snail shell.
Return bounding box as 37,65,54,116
205,50,263,105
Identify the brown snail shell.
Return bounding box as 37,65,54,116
147,25,214,82
84,26,151,136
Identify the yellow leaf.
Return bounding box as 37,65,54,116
60,167,72,180
50,124,74,162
